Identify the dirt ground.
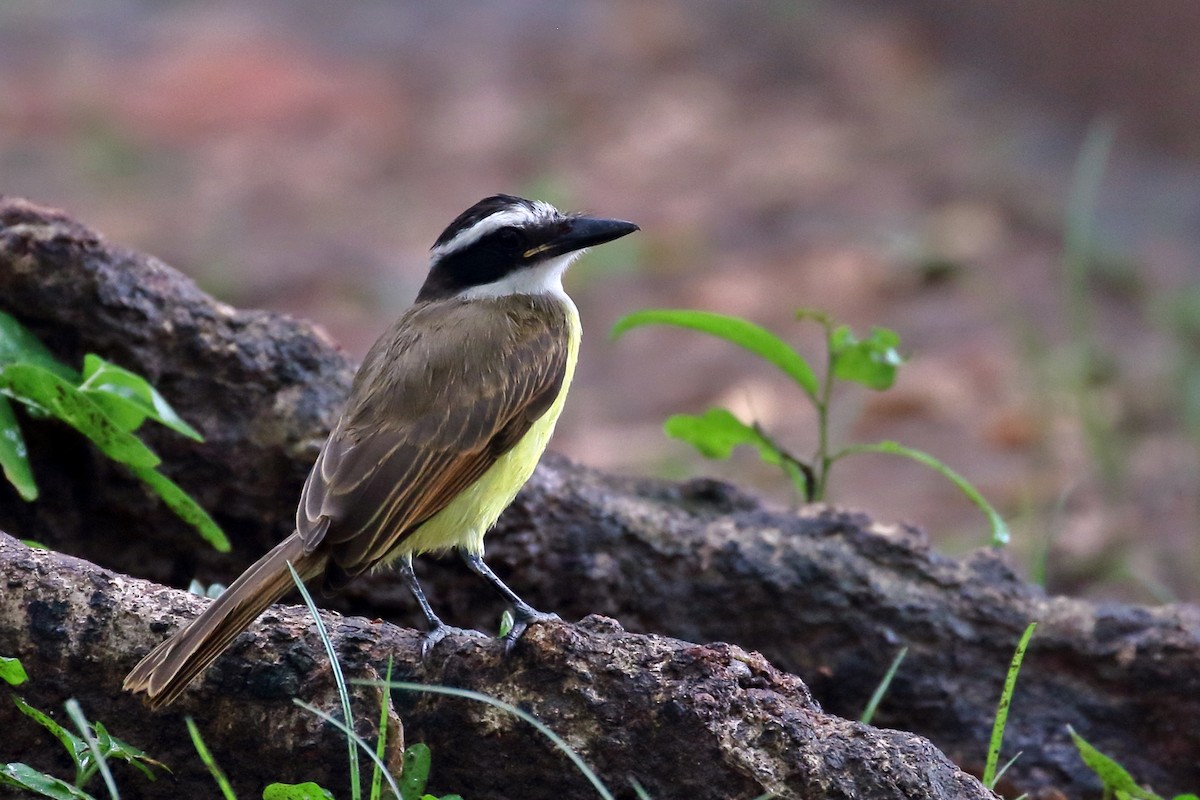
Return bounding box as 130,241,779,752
2,1,1199,603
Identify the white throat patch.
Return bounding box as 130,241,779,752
457,251,582,300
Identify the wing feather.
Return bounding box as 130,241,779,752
295,294,570,575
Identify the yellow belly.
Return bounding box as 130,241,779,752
398,299,580,556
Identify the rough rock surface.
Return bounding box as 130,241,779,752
0,533,993,799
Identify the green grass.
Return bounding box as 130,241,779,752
859,647,907,725
983,622,1037,792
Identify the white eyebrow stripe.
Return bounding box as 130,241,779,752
430,200,560,261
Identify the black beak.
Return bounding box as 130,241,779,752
524,216,639,260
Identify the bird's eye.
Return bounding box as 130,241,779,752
495,227,522,250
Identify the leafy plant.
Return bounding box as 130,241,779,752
1068,727,1198,800
0,311,227,551
612,308,1010,545
1,655,165,799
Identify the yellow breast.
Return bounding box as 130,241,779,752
398,295,581,556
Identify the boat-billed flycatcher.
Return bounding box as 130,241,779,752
124,194,638,708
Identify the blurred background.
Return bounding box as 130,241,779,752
2,0,1199,602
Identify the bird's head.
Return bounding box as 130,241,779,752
417,194,638,302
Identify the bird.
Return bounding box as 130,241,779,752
124,194,639,708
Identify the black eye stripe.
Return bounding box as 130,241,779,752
417,229,533,302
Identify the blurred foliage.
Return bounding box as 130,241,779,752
0,311,227,551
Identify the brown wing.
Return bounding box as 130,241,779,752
296,293,570,575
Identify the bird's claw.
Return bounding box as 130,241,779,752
420,623,487,656
502,609,561,653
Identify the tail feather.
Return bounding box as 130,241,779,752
124,533,326,709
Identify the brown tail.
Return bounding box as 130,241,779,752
124,533,327,709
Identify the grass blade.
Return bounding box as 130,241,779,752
287,562,360,800
370,657,396,800
983,622,1037,789
859,647,907,725
185,717,237,800
64,700,118,800
370,681,615,800
292,701,402,800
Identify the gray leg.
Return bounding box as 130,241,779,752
399,554,484,655
460,551,560,649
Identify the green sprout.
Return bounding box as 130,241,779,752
1,655,166,799
612,307,1009,546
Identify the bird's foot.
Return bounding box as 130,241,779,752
421,623,487,656
502,606,561,653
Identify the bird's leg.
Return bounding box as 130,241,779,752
398,554,484,655
460,551,560,650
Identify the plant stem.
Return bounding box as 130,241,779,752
813,319,837,501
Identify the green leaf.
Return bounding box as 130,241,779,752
611,309,820,401
1068,726,1163,800
11,695,89,770
0,311,79,382
0,364,160,469
666,408,811,498
400,744,432,800
80,355,203,441
81,389,147,432
263,783,336,800
498,609,515,639
89,719,165,781
829,325,904,390
130,466,229,552
836,441,1010,546
0,657,28,686
0,763,95,800
664,408,783,463
0,395,38,500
